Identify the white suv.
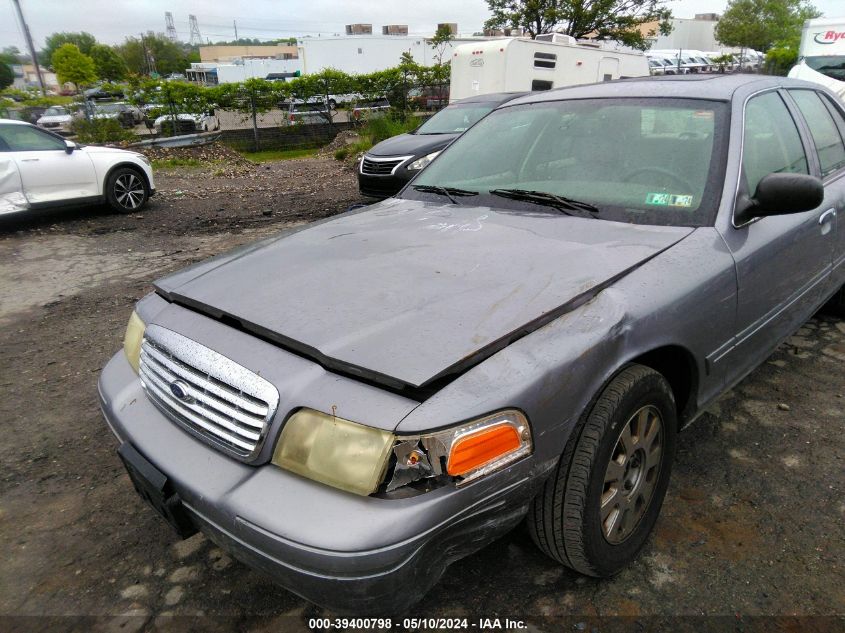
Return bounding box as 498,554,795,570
0,119,155,215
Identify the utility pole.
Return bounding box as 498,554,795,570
234,20,238,41
10,0,46,95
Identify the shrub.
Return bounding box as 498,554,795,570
71,117,137,144
334,147,349,161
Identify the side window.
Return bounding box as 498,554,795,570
742,92,808,194
0,124,66,152
789,89,845,177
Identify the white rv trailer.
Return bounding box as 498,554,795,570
449,35,650,102
788,17,845,98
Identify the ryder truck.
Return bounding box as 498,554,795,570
788,17,845,98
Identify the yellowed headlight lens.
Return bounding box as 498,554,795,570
123,310,145,374
272,409,395,496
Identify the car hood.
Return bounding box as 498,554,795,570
38,115,71,123
367,132,458,158
155,199,694,390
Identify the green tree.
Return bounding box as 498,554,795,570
0,62,13,90
118,33,192,76
41,32,96,66
1,46,22,65
430,24,454,65
715,0,821,53
51,44,97,88
90,44,127,82
484,0,672,49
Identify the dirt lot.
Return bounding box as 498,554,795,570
0,152,843,631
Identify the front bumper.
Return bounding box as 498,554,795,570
99,351,550,613
357,164,415,199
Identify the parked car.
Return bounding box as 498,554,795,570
84,85,125,101
648,58,666,75
358,92,527,198
408,85,450,110
153,111,219,135
93,102,144,128
284,100,331,126
350,97,391,122
0,119,154,214
35,105,79,134
100,75,845,614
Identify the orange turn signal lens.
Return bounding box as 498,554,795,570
447,423,522,476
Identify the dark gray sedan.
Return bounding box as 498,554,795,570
99,75,845,613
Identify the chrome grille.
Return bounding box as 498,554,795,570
139,325,280,460
360,155,407,175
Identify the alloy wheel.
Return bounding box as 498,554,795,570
600,405,664,544
114,173,145,210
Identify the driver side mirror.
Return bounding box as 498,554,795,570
736,173,824,223
64,140,78,154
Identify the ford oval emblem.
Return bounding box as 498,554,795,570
169,380,193,402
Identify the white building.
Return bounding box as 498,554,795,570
647,17,721,53
298,36,483,75
187,58,304,84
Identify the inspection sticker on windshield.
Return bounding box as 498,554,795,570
646,193,693,208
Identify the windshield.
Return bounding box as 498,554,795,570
416,103,496,134
805,56,845,81
404,98,728,227
43,107,67,116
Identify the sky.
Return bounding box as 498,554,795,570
2,0,843,51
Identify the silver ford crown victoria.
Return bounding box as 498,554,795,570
99,75,845,613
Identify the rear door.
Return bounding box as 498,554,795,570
786,88,845,292
0,123,98,205
716,90,834,380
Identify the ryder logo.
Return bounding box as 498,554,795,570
813,30,845,45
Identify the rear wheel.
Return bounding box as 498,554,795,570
528,364,677,577
106,167,148,213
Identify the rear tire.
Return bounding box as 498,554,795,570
106,167,148,213
527,364,677,577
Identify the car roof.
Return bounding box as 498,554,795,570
0,118,31,126
506,74,828,106
453,91,527,106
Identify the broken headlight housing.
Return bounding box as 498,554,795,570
271,408,532,496
386,410,532,494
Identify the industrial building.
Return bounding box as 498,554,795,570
199,44,297,62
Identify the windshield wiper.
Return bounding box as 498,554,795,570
489,188,600,216
412,185,479,205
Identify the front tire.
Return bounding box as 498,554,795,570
528,364,677,577
106,167,148,213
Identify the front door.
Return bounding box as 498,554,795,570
0,123,98,205
717,90,835,381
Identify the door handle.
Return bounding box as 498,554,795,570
818,208,836,225
20,158,39,162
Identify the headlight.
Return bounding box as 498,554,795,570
123,311,145,374
272,409,395,496
406,151,441,171
271,408,532,496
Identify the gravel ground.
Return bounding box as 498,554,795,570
0,153,843,631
